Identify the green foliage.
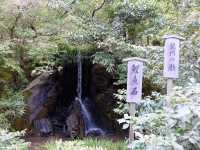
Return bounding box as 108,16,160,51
0,91,25,129
115,64,127,85
137,92,165,115
129,134,184,150
93,52,115,73
83,138,127,150
0,114,10,129
0,91,25,118
113,0,164,41
0,43,25,81
40,138,127,150
0,129,30,150
114,89,129,115
0,1,198,150
118,82,200,150
0,0,199,88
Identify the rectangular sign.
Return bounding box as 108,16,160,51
127,60,143,103
163,38,180,78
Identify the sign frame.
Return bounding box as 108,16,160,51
123,57,146,144
162,35,184,104
163,35,184,79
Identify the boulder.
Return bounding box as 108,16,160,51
33,118,53,136
65,101,85,139
23,72,58,124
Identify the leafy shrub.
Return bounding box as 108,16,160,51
0,91,25,129
118,82,200,150
0,114,10,129
0,129,30,150
93,52,115,73
114,89,129,115
129,134,183,150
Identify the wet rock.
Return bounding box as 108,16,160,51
22,61,120,137
90,64,119,132
86,128,105,137
65,101,85,139
23,72,58,124
90,64,113,96
33,118,53,137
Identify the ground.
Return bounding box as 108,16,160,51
25,133,126,150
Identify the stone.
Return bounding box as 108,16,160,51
90,64,113,97
89,64,120,132
23,72,58,124
65,101,85,139
33,118,53,137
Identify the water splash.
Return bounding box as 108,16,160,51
76,51,104,136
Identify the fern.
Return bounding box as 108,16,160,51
92,52,115,73
0,91,25,129
0,129,30,150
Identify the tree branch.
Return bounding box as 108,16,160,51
92,0,106,18
30,24,37,39
9,13,21,39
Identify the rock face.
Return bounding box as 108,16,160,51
23,68,85,137
89,64,119,132
23,72,58,124
65,101,85,139
90,64,113,96
33,118,53,136
23,61,119,137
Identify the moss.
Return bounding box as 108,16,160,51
0,68,13,82
57,42,97,56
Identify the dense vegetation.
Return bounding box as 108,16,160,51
0,0,199,149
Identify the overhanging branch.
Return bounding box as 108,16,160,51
92,0,106,18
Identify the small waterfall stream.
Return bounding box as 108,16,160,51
76,51,104,136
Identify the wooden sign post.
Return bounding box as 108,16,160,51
123,57,146,147
163,35,184,104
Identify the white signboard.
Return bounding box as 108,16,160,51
163,37,180,78
127,60,143,103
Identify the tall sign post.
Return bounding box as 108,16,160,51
123,57,146,148
163,35,184,104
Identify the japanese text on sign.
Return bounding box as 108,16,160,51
164,38,180,78
127,60,143,103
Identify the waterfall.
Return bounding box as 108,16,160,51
76,51,104,136
77,51,82,101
